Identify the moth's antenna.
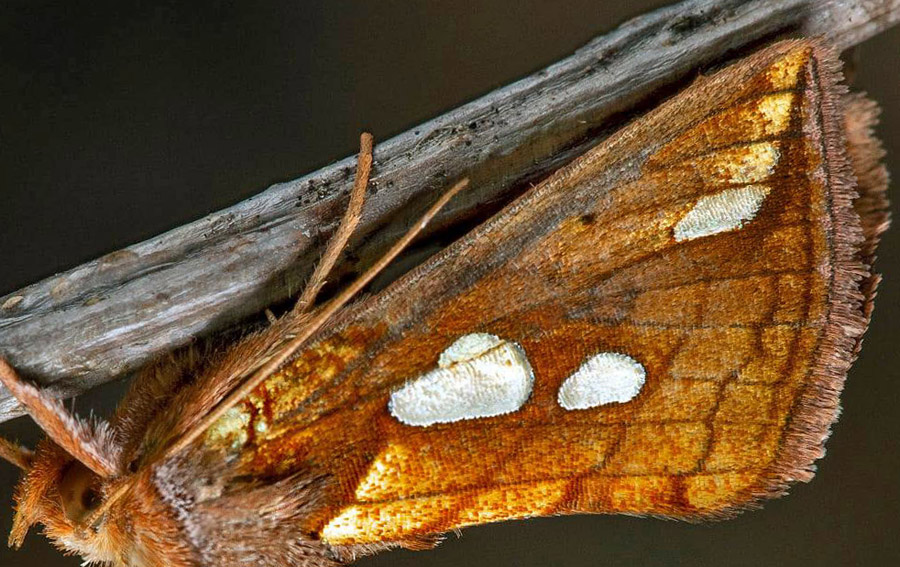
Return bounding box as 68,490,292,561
0,359,118,478
294,132,373,314
0,437,32,471
163,177,469,459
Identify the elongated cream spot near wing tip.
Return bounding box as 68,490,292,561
558,352,646,410
389,333,534,427
712,142,781,184
673,184,771,242
756,92,795,136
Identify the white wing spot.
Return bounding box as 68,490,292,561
437,332,502,367
558,352,646,410
673,184,771,242
389,333,533,426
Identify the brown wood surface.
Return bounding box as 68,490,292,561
0,0,897,422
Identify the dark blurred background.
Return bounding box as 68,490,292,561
1,2,898,566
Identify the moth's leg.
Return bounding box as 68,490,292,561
294,132,373,314
0,359,118,477
0,436,32,470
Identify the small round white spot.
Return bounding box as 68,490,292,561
389,334,534,427
558,352,646,410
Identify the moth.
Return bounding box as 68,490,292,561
0,39,890,566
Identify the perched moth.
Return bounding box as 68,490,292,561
0,38,890,566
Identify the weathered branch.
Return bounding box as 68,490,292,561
0,0,897,422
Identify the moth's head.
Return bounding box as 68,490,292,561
9,439,125,564
0,360,192,566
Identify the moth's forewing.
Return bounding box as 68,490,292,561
194,41,887,551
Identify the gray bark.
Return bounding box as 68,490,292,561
0,0,897,422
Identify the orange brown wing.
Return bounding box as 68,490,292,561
197,40,888,548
